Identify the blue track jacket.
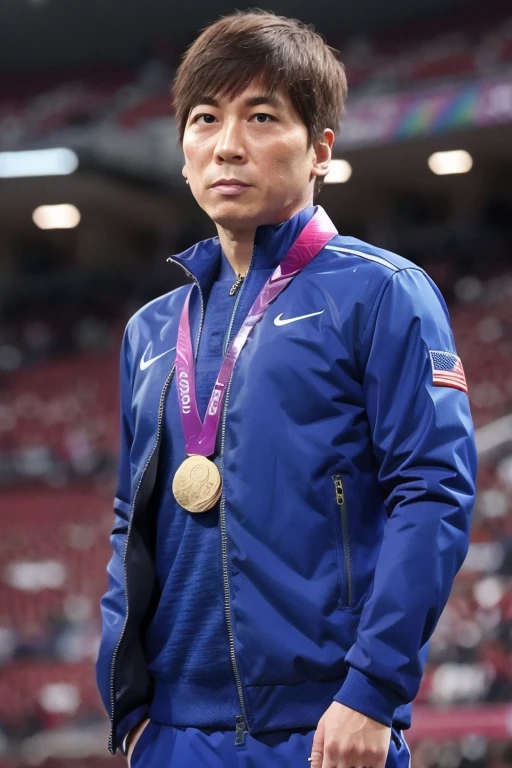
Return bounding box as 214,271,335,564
96,205,476,754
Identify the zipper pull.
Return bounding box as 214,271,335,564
235,714,248,745
333,475,344,506
229,273,245,296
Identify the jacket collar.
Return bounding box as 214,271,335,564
169,204,318,292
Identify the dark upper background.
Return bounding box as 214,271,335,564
0,0,490,73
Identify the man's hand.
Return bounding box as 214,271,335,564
126,717,150,766
310,702,391,768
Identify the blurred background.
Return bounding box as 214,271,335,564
0,0,511,765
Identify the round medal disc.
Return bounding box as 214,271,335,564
172,455,222,513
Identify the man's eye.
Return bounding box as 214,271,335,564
193,114,216,124
251,113,276,123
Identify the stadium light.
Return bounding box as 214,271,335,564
324,159,352,184
428,150,473,176
33,204,81,230
0,148,79,178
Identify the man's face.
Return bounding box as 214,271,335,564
182,83,332,232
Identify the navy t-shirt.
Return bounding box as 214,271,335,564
144,251,274,718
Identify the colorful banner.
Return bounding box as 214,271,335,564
337,74,512,149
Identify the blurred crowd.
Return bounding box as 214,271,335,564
2,2,511,148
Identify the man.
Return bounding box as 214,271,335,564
96,10,476,768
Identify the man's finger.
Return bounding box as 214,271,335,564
310,718,325,768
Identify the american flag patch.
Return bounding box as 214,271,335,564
429,350,468,393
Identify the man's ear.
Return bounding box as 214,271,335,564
311,129,335,180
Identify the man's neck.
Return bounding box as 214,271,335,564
215,199,314,275
216,227,256,276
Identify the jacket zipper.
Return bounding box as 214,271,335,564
169,258,250,739
332,475,353,608
108,268,205,753
220,245,256,743
229,273,245,296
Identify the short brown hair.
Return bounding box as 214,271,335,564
172,10,347,197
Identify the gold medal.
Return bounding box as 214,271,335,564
172,455,222,513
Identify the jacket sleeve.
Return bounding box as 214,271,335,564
334,267,477,725
95,326,149,751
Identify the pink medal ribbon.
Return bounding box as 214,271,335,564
175,207,338,457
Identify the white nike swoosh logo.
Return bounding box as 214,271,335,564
139,346,176,371
274,310,325,327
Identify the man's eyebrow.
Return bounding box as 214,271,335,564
244,94,282,108
191,94,282,110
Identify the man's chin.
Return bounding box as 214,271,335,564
208,201,263,231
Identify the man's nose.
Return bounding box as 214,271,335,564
213,119,246,163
